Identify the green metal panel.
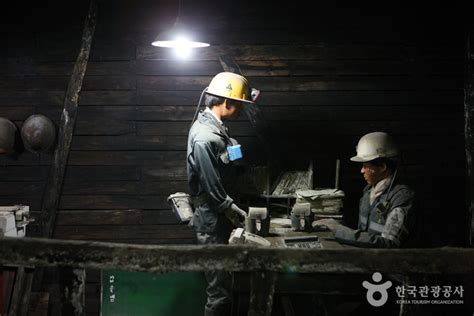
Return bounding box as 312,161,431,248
101,270,207,316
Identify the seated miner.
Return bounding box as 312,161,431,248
313,132,415,248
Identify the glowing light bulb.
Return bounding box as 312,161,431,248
173,37,193,59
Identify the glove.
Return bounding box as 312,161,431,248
224,203,247,227
312,218,341,232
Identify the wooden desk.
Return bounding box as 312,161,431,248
265,218,352,249
240,220,363,315
267,230,349,249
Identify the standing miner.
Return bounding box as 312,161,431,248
187,72,255,315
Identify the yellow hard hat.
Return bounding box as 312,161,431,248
206,72,253,103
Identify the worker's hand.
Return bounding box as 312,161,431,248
312,218,341,232
224,204,247,227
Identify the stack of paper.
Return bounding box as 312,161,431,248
295,189,344,215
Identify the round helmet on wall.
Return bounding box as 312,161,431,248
0,117,18,155
21,114,56,153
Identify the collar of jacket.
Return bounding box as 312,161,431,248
198,110,231,140
370,176,392,204
204,107,223,124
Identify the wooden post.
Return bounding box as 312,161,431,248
0,268,4,315
59,268,86,316
27,292,49,316
32,0,97,304
0,267,16,315
248,271,276,316
217,54,283,314
39,0,98,239
8,267,34,316
218,53,241,74
465,33,474,246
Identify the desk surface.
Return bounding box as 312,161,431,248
234,220,363,296
266,218,352,249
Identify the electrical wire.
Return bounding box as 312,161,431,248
190,87,208,129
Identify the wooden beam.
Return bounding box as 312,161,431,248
1,237,473,275
218,54,241,74
39,0,98,238
466,33,474,246
33,0,98,295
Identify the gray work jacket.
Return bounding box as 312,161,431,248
335,182,415,248
187,111,236,233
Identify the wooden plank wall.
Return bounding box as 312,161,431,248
0,1,466,248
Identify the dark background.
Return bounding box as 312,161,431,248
0,1,470,314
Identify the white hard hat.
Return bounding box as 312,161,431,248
350,132,399,162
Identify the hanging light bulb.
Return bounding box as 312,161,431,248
171,37,194,58
151,1,210,52
152,21,210,48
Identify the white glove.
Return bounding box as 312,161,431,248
224,203,247,227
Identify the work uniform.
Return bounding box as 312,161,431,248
335,179,415,248
187,109,237,315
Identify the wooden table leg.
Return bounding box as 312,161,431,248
59,268,86,316
248,271,276,316
9,267,34,316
